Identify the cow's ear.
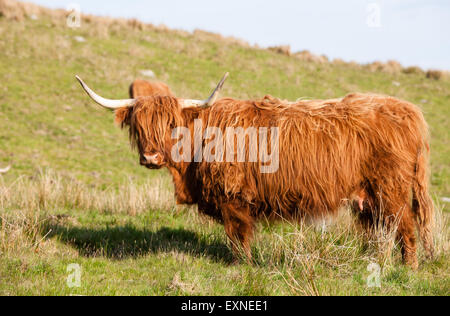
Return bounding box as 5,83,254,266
114,107,132,128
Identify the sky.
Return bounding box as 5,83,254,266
29,0,450,70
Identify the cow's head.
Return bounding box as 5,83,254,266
75,73,228,169
129,80,174,98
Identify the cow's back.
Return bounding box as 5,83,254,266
193,94,428,220
129,79,173,98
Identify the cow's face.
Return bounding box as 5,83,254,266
134,128,167,170
115,96,183,169
75,73,228,169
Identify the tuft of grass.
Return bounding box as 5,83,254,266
0,169,174,215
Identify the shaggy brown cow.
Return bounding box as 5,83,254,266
76,77,434,269
129,79,174,98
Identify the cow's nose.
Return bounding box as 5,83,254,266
143,153,160,165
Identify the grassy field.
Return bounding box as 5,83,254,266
0,1,449,295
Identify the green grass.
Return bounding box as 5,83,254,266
0,9,449,296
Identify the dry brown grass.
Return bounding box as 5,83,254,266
268,45,292,56
0,169,175,256
403,66,425,75
0,0,41,21
293,50,328,64
362,211,401,268
257,204,449,295
432,200,450,257
367,60,403,74
0,170,174,216
0,207,42,256
365,60,449,81
261,212,364,295
426,70,444,80
192,29,252,48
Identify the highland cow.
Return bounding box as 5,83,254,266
76,75,434,269
129,79,174,98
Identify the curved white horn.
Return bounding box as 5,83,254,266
0,165,11,174
205,72,228,106
180,72,229,108
75,75,136,109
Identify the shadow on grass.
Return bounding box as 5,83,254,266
43,222,233,264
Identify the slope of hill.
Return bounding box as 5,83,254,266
0,0,448,295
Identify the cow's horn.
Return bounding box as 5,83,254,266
180,72,228,108
0,165,11,174
75,75,136,109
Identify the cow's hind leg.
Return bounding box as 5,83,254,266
397,209,418,269
412,147,435,259
382,187,418,269
221,200,254,263
353,182,418,269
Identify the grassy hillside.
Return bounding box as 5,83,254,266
0,1,448,295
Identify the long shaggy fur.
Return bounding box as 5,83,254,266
129,79,174,98
116,93,434,268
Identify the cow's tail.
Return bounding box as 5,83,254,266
412,142,434,259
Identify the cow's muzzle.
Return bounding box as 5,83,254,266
140,153,165,169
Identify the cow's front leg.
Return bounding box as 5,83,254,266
221,201,254,263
